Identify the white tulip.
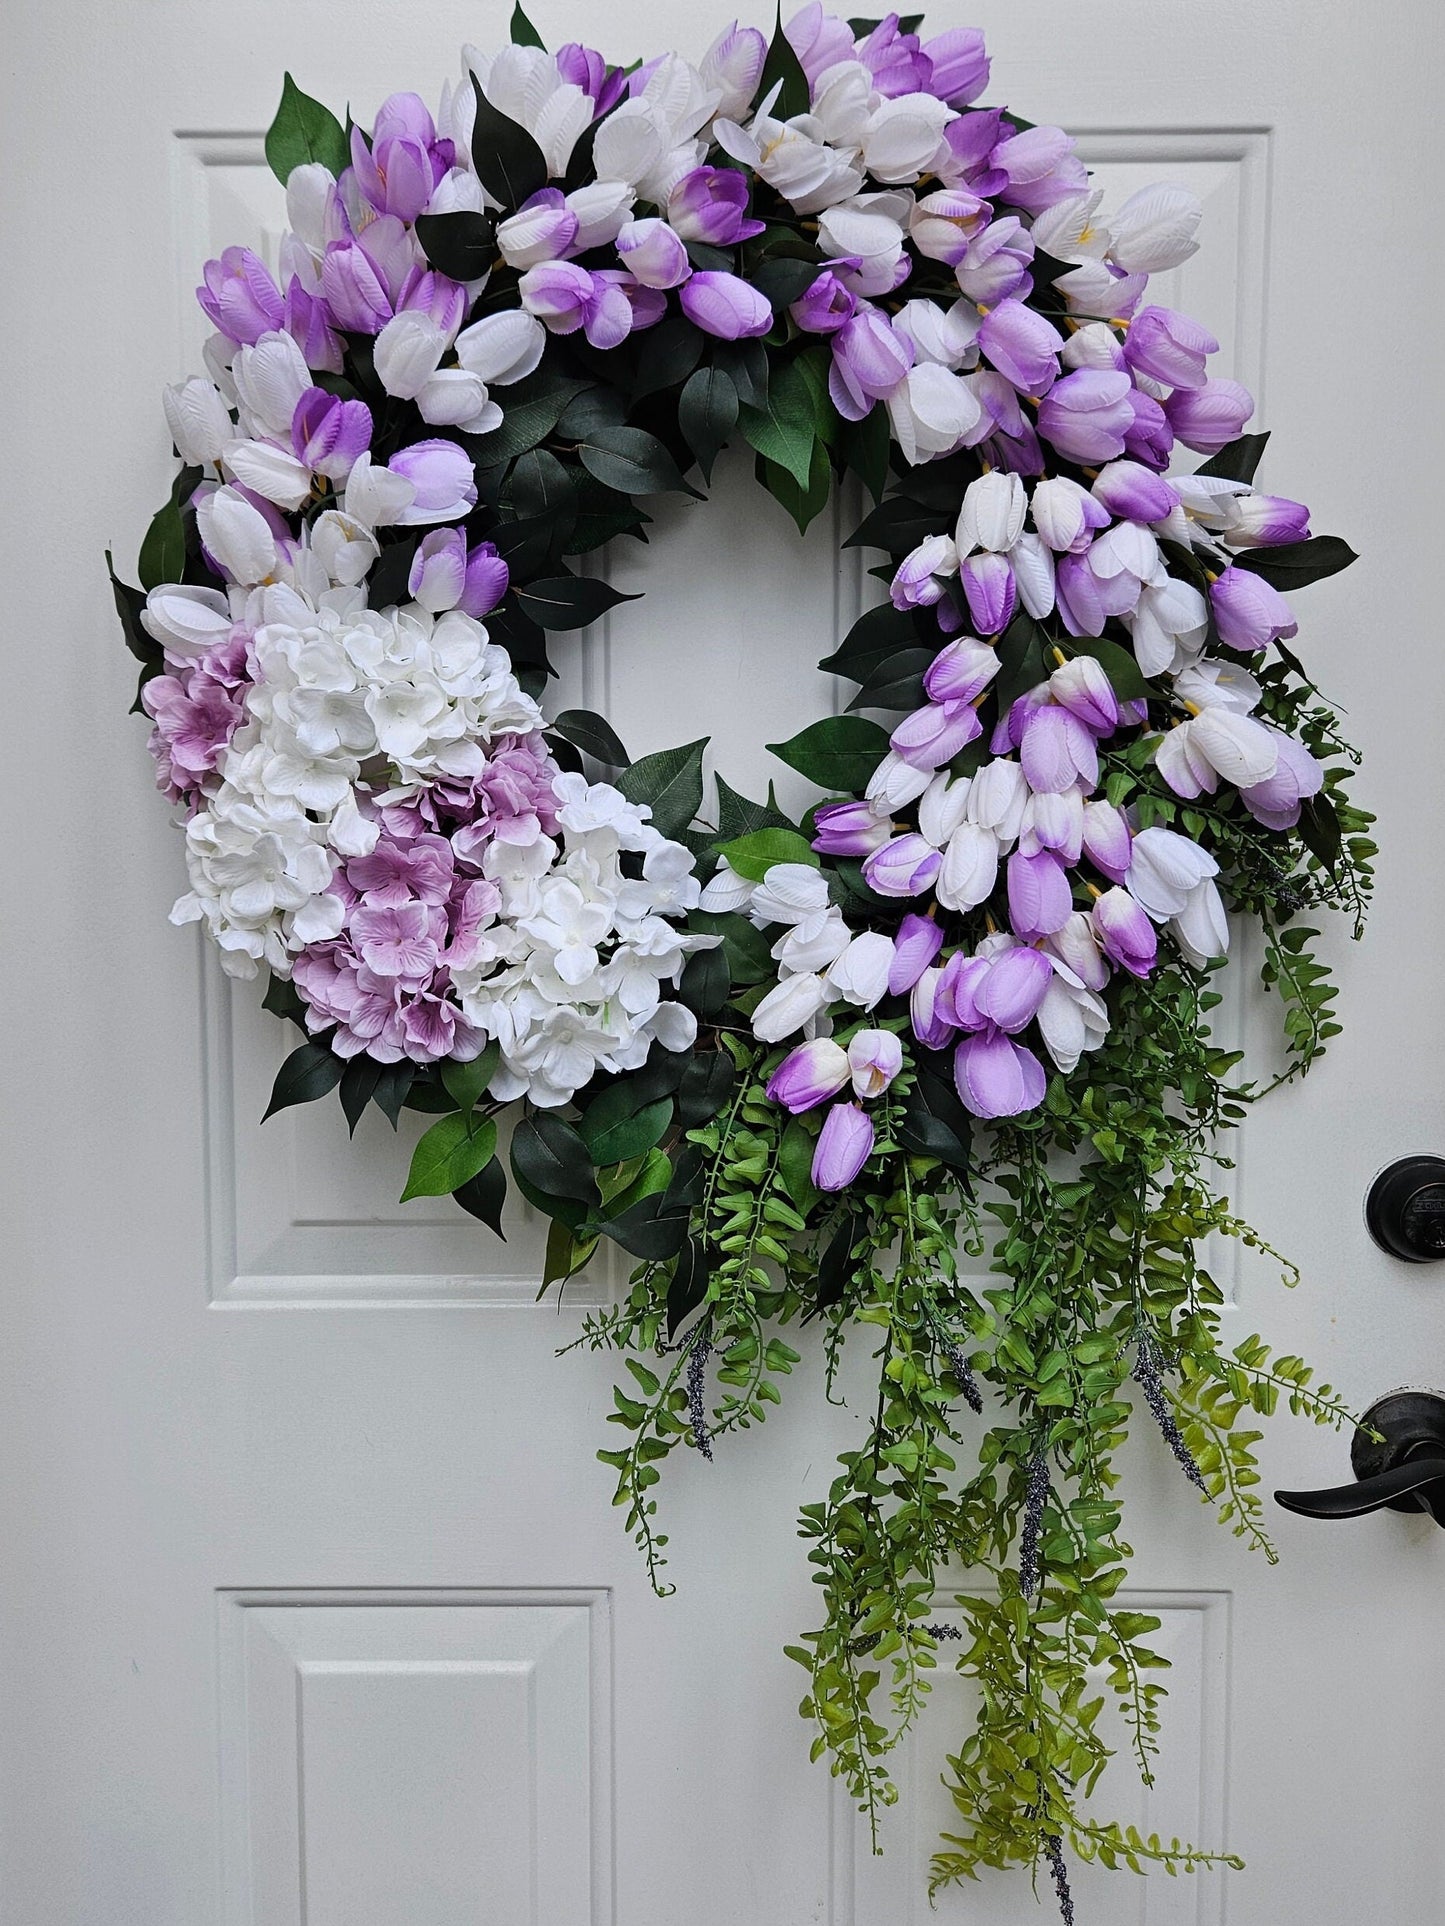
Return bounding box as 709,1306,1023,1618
197,483,278,585
862,93,955,183
455,309,547,385
1170,881,1229,967
825,932,894,1009
817,194,912,296
231,331,312,439
1030,190,1110,263
162,378,233,465
308,510,380,590
1108,182,1203,273
1126,826,1218,917
374,313,448,400
752,970,829,1043
566,180,636,249
698,860,755,913
1037,974,1109,1073
866,749,933,811
966,757,1029,844
886,361,983,466
753,863,832,927
140,583,234,656
957,470,1027,555
917,771,972,846
894,296,980,369
936,822,1000,911
341,452,416,530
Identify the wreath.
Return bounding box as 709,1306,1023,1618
112,5,1371,1910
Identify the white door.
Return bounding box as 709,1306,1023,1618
4,2,1442,1921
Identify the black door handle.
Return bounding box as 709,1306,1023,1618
1274,1389,1445,1529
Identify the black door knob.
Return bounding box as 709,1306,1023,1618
1365,1156,1445,1261
1275,1389,1445,1527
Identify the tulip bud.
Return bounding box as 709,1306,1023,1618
163,378,233,465
863,834,944,898
1164,377,1254,456
910,964,957,1048
386,440,477,525
1008,848,1073,938
1123,306,1218,389
960,552,1017,636
847,1030,904,1100
753,863,832,927
751,971,829,1043
954,1029,1048,1119
766,1037,852,1114
1037,370,1135,464
678,271,773,340
1091,886,1158,977
1081,799,1132,883
811,1102,877,1192
917,772,972,847
1238,729,1324,830
291,386,373,482
667,166,764,245
1210,567,1298,651
924,636,999,705
891,698,984,770
937,823,1000,912
812,800,892,857
974,945,1053,1033
458,540,510,619
616,217,691,289
790,269,858,335
826,932,895,1010
498,189,580,271
889,914,945,994
1049,655,1120,734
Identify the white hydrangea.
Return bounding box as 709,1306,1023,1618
450,773,713,1107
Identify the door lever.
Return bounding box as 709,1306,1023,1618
1274,1389,1445,1528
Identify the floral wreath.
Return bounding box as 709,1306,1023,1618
113,5,1371,1910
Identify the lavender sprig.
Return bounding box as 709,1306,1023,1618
1018,1451,1050,1599
1043,1833,1076,1925
941,1334,985,1414
686,1325,714,1461
1134,1329,1209,1494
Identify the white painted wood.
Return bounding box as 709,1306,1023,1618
2,2,1444,1921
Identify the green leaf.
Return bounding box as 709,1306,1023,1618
711,338,769,409
263,1039,345,1121
469,73,548,210
440,1041,500,1113
714,776,793,840
676,1051,736,1126
617,738,708,839
1298,792,1343,872
1234,536,1358,591
715,826,818,880
737,355,818,486
1195,432,1270,484
666,1236,712,1336
577,424,692,497
413,210,495,281
758,441,832,535
678,365,739,485
511,1113,600,1205
137,497,186,591
372,1061,417,1128
504,449,577,527
768,715,890,793
993,605,1050,709
818,601,918,679
1065,634,1155,702
107,550,158,669
815,1212,862,1311
592,1196,690,1259
337,1056,382,1137
751,255,823,308
838,404,891,504
778,1117,820,1212
846,645,933,714
265,73,349,184
631,316,704,401
463,373,589,466
550,709,629,766
515,574,641,630
400,1111,499,1201
544,1217,597,1286
679,948,730,1017
580,1089,675,1165
452,1155,508,1235
759,6,811,117
845,494,946,556
509,1,546,47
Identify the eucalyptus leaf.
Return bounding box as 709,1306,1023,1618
665,1235,712,1337
509,1,545,47
579,1088,674,1165
1195,432,1270,484
464,374,589,466
577,424,693,497
676,1051,737,1127
137,497,186,592
688,910,773,985
452,1155,508,1235
679,948,730,1017
678,365,739,485
1234,536,1358,590
414,210,495,281
738,355,819,487
510,1113,600,1206
469,73,547,209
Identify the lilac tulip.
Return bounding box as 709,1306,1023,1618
282,278,343,374
395,266,467,336
350,113,443,224
910,964,958,1048
848,1029,904,1099
954,1028,1047,1119
890,698,983,769
1008,849,1073,938
889,913,945,993
1020,705,1099,793
1031,477,1110,554
1047,912,1111,991
924,26,990,105
1081,799,1133,883
924,636,1000,704
1225,495,1311,548
938,108,1007,194
291,387,372,483
766,1036,852,1113
979,300,1063,397
1091,886,1158,978
954,217,1035,304
863,834,943,898
1123,306,1218,389
518,260,598,334
890,533,958,610
700,21,768,119
678,271,772,340
1020,788,1084,863
498,190,580,270
616,217,691,290
1037,370,1135,464
784,3,857,87
321,236,396,334
555,43,628,115
1091,460,1179,524
790,270,858,335
1210,567,1299,651
991,124,1089,215
667,167,764,245
600,269,667,335
1238,729,1325,830
856,13,931,95
812,800,892,856
974,945,1053,1031
1164,377,1254,456
961,552,1016,636
459,540,510,618
830,309,913,420
387,440,478,524
197,247,284,345
407,528,467,614
1049,655,1120,734
811,1101,877,1193
1123,390,1175,470
936,950,989,1028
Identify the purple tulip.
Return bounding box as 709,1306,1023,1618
991,125,1089,215
1164,377,1254,455
954,1028,1048,1119
974,945,1053,1031
812,800,892,856
678,271,772,340
1008,849,1073,938
282,277,343,374
1210,567,1299,651
961,552,1016,636
863,834,943,898
924,636,1000,705
498,189,580,270
616,217,691,290
830,309,913,421
459,540,510,618
1123,389,1175,469
1082,799,1133,883
291,387,372,482
857,13,932,95
600,269,667,335
890,699,983,770
784,2,857,86
1037,371,1136,464
910,964,958,1048
1049,655,1120,734
936,951,988,1029
520,262,638,350
1091,460,1179,524
1238,729,1325,830
889,913,945,994
1123,306,1218,389
667,167,764,245
1020,705,1099,793
891,534,957,611
811,1102,877,1193
767,1037,852,1114
395,266,467,335
321,237,396,334
555,43,628,115
1091,887,1158,978
407,528,467,613
1226,495,1311,547
940,108,1007,193
979,300,1063,397
350,119,437,225
848,1029,904,1100
924,26,990,105
954,217,1035,304
387,440,478,524
197,247,284,345
790,270,858,336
